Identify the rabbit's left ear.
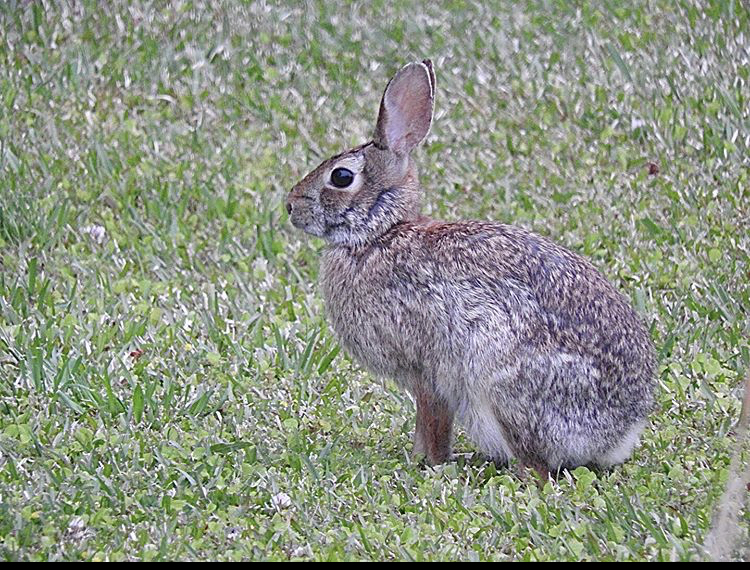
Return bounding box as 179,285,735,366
373,59,435,156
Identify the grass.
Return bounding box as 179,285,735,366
1,0,749,561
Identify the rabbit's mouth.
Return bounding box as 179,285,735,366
287,206,328,238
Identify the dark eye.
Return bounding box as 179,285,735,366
330,167,354,188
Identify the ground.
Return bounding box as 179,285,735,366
0,0,749,561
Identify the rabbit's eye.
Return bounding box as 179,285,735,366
330,168,354,188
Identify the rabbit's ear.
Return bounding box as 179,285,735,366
373,60,435,156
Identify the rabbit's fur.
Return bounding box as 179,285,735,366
287,60,656,472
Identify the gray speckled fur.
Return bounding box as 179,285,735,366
287,60,656,471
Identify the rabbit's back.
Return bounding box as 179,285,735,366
321,218,655,468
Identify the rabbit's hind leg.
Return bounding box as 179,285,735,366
462,398,514,468
593,420,646,468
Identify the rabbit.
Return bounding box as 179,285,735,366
286,59,656,475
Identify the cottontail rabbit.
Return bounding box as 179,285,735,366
286,60,656,474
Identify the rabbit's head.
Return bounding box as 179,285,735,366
287,60,435,247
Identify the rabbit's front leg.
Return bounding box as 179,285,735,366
412,383,455,465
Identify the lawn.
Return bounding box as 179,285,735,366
1,0,749,561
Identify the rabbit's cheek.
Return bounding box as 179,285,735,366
320,189,349,212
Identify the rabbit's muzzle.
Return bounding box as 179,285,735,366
286,193,327,237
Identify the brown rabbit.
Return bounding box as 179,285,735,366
286,60,656,473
